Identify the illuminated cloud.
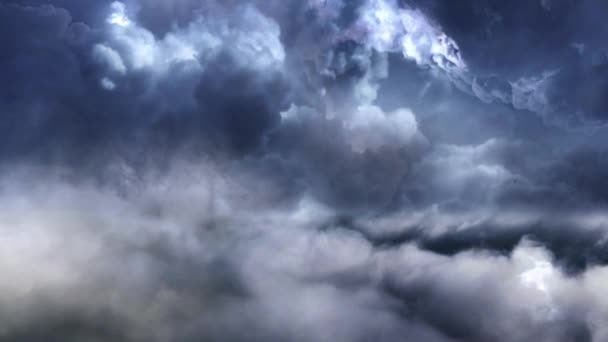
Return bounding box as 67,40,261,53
107,1,131,27
357,0,467,77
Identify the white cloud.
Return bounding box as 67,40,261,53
100,77,116,90
96,2,285,88
357,0,467,78
107,1,131,27
93,43,127,74
343,105,419,153
510,70,557,114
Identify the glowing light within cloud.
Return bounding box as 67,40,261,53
515,244,559,320
520,257,554,294
107,1,131,27
358,0,467,77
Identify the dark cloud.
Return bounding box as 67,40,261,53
2,0,608,341
409,0,608,124
194,51,289,153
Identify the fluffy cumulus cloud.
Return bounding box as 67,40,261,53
2,0,608,341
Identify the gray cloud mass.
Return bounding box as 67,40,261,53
1,0,608,341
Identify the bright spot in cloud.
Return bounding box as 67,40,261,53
100,77,116,91
107,2,131,27
358,0,467,84
515,243,559,320
520,258,554,294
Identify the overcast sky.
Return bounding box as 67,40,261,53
1,0,608,341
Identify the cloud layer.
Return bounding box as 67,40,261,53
2,0,608,341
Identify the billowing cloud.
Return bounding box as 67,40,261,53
2,0,608,341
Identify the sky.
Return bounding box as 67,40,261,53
1,0,608,341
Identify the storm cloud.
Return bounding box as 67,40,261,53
2,0,608,341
